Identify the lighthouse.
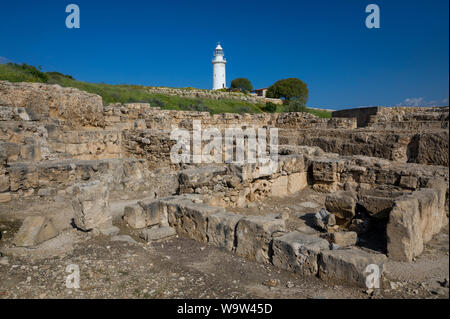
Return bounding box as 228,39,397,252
212,43,227,90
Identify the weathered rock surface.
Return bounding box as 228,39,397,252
178,165,227,189
110,235,137,244
13,216,59,247
0,81,105,128
71,181,111,231
235,215,286,263
162,196,226,243
123,204,147,229
272,231,329,276
318,248,387,287
140,226,176,242
129,199,164,228
386,196,423,262
96,225,120,237
207,211,242,251
328,231,358,247
386,187,446,262
313,208,336,231
325,190,356,221
358,194,396,219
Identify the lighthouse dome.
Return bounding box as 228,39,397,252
214,44,224,56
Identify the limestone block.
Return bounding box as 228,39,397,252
20,144,41,162
386,196,423,262
1,142,20,162
71,181,111,231
329,231,357,247
8,164,38,192
0,192,11,203
358,195,395,220
271,175,288,197
287,172,307,194
318,248,387,287
235,215,286,264
97,225,120,236
13,216,59,247
415,189,440,243
312,158,341,183
137,199,163,227
399,175,418,189
140,226,176,242
123,204,147,229
178,165,227,188
312,182,339,193
105,142,120,154
165,198,225,243
228,161,278,183
207,211,242,251
280,155,305,174
325,191,356,221
0,174,9,192
426,179,447,212
272,231,329,276
425,179,448,226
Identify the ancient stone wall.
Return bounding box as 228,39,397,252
279,128,449,166
0,81,105,128
1,81,449,290
147,86,282,104
332,106,449,128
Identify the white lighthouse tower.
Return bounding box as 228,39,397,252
212,43,227,90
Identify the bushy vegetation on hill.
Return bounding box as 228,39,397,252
266,78,309,106
0,63,49,83
230,78,253,92
0,62,331,117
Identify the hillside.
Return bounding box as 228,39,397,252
0,63,331,117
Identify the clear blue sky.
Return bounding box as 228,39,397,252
0,0,448,109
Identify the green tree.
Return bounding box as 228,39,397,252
230,78,253,92
266,78,308,105
263,102,277,113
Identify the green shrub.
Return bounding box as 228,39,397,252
237,105,251,114
0,63,48,83
46,71,74,80
266,78,308,104
285,100,307,113
230,78,253,92
263,102,277,113
14,63,49,82
148,98,166,108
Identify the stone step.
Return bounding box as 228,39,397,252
139,226,176,242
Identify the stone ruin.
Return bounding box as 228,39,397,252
0,80,448,288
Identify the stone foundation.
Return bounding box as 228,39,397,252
1,81,448,289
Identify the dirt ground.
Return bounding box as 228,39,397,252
0,189,448,299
